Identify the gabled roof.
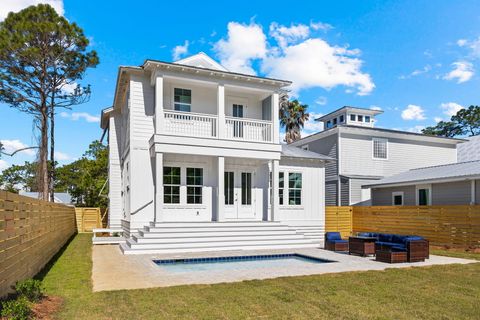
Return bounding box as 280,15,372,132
316,106,384,122
281,144,335,161
174,52,228,72
363,160,480,188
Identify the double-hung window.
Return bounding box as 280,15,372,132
339,115,345,123
186,168,203,204
164,167,180,204
288,173,302,205
350,114,356,121
372,138,388,159
358,115,364,122
174,88,191,112
365,116,371,123
278,172,284,205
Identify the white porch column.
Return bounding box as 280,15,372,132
154,152,164,222
271,159,280,221
216,156,225,221
155,75,164,134
217,83,225,138
271,92,280,144
471,180,476,205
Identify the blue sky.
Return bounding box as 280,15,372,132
1,0,480,171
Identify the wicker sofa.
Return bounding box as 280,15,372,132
325,232,349,252
358,232,429,262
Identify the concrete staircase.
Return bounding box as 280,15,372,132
119,221,322,254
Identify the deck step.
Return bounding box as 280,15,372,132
144,226,294,233
132,234,306,244
137,230,299,238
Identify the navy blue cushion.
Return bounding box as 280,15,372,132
405,236,424,242
378,234,394,242
391,246,407,252
330,239,348,244
392,234,407,244
326,232,342,241
357,232,370,237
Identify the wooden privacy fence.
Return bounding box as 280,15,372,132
0,191,76,297
75,207,104,232
326,205,480,248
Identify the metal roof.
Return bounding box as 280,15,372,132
281,144,335,161
363,160,480,188
458,135,480,162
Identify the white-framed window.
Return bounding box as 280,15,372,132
339,115,345,123
350,114,356,121
333,118,337,125
358,115,364,122
186,168,203,204
326,120,332,128
372,138,388,160
288,172,302,205
279,172,284,205
164,166,181,204
392,191,404,206
416,185,431,206
365,116,371,123
174,88,191,112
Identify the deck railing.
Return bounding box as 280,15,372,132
163,110,273,143
225,116,272,142
164,110,217,138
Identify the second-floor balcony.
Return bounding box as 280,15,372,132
163,110,273,143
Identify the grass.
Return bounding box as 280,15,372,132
40,234,480,319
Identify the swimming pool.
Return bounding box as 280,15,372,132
153,254,334,273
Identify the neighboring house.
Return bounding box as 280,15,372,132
291,106,464,206
363,160,480,206
18,191,74,205
458,135,480,162
100,52,333,254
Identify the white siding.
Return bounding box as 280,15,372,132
130,75,155,141
340,133,457,178
108,114,122,228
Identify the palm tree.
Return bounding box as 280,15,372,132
279,98,310,143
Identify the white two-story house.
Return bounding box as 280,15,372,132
100,53,332,254
291,106,464,206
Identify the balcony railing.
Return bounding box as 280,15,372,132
225,116,272,142
164,110,217,138
162,110,273,142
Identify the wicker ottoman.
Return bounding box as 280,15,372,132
376,249,407,263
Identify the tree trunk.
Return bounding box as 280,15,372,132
49,91,55,202
39,108,49,200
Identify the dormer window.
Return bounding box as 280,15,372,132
350,114,356,121
358,115,363,122
174,88,191,112
365,116,371,123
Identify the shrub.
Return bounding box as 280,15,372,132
1,296,31,320
15,279,43,302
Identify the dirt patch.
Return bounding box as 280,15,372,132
31,296,63,320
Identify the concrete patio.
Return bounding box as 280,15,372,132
92,244,477,292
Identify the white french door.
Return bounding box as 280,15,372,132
224,169,255,219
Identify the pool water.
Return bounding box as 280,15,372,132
154,254,333,273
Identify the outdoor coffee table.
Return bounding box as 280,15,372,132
348,236,377,256
375,249,407,263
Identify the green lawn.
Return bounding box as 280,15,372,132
40,234,480,319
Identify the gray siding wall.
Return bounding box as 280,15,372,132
457,136,480,162
305,133,337,178
350,178,374,205
477,180,480,204
340,177,349,206
371,186,416,206
340,132,457,178
325,180,338,206
432,181,472,205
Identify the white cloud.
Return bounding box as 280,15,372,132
61,82,78,94
443,61,474,83
0,0,64,21
407,125,425,133
401,104,426,121
370,106,382,111
0,159,9,172
310,21,333,31
440,102,463,117
302,112,324,136
60,112,100,123
434,117,443,123
0,139,36,156
54,151,71,161
456,37,480,58
457,39,467,47
172,40,189,61
315,96,327,106
262,38,374,96
269,22,310,48
213,22,267,75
